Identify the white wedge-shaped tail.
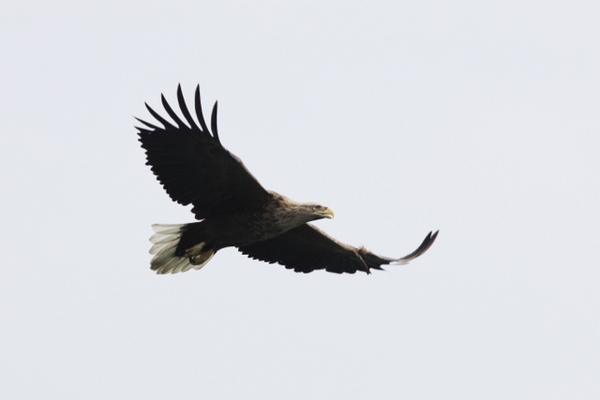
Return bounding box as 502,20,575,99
149,224,214,274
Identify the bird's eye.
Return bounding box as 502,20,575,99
312,205,321,211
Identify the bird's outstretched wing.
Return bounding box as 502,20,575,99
136,85,271,219
238,225,439,274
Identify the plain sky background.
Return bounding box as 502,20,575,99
1,1,599,399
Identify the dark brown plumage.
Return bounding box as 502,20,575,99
137,85,438,274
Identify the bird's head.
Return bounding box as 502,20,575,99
305,203,335,221
274,194,335,226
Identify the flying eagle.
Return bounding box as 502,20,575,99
137,85,438,275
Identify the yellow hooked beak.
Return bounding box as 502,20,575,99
321,207,334,219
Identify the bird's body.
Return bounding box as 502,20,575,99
137,85,438,274
176,192,332,252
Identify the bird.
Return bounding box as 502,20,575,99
136,85,438,275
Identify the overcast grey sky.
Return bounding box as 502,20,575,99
1,1,599,398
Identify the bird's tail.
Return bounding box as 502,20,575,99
148,224,215,274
